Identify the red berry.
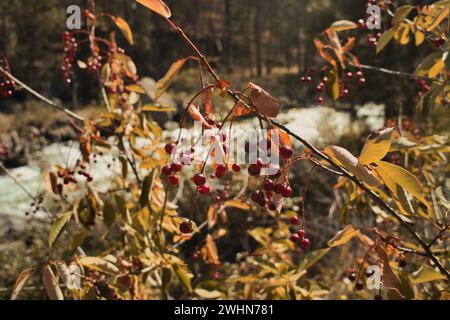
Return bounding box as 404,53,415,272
290,234,300,243
274,183,284,194
179,221,193,234
251,191,260,202
316,96,324,105
168,175,179,186
199,184,211,195
263,179,275,192
248,164,261,176
268,202,276,211
358,78,366,86
281,185,293,198
171,161,183,172
297,229,306,239
347,272,357,282
356,71,363,78
279,145,293,160
162,165,173,176
193,173,206,186
355,281,364,291
232,164,241,172
165,143,176,155
215,196,221,203
212,272,220,280
216,164,227,175
301,238,310,249
290,216,299,226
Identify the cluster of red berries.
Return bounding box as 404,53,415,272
416,79,431,97
61,31,78,85
87,55,103,73
340,70,366,99
0,58,14,98
289,216,311,249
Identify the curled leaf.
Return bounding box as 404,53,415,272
136,0,171,18
247,82,280,117
113,16,134,45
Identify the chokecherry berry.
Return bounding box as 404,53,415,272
289,216,299,226
281,185,293,198
297,229,306,239
171,161,183,172
199,184,211,195
301,238,311,249
179,221,193,234
279,145,293,160
216,164,227,175
232,163,241,172
162,165,173,176
165,142,176,155
193,173,206,186
263,179,275,192
168,175,179,186
290,234,300,243
248,164,261,176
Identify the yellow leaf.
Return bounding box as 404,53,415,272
136,0,172,18
48,212,72,248
126,84,146,94
113,16,134,45
330,20,358,32
142,104,176,112
11,268,34,300
360,128,395,165
426,6,449,31
78,257,120,275
155,58,187,101
323,146,382,187
42,265,64,300
140,158,163,169
194,288,223,299
327,225,360,247
428,59,445,78
415,31,425,46
328,69,340,101
224,199,251,210
375,160,429,206
172,263,193,293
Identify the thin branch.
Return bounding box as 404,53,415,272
0,66,85,122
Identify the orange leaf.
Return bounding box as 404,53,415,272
314,39,337,68
113,16,134,45
188,104,213,129
342,37,356,53
136,0,171,18
232,100,252,117
202,87,213,115
247,82,280,118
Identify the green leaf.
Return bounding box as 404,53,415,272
48,212,72,248
103,198,116,228
298,248,331,271
392,5,414,29
71,230,87,251
414,52,443,77
376,28,394,54
172,263,193,293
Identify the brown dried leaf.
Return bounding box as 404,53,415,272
247,82,280,117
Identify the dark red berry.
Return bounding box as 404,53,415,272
216,164,227,175
316,96,324,105
274,183,284,194
268,202,276,211
290,234,300,243
355,281,364,291
301,238,310,249
248,164,261,176
232,164,241,172
179,221,193,234
168,175,179,186
193,173,206,186
162,165,173,176
289,216,299,226
171,161,183,172
251,191,260,202
199,184,211,195
297,229,306,239
281,185,293,198
263,179,275,192
279,145,293,160
165,143,176,155
347,272,357,282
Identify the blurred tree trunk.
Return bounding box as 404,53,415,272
254,0,262,77
224,0,232,73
